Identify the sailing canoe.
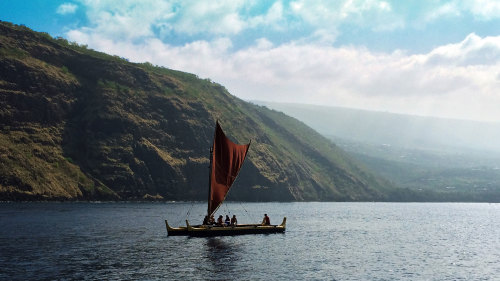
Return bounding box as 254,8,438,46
166,121,286,236
165,217,286,236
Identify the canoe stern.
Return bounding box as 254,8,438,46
165,220,189,236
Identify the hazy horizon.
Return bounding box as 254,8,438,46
257,100,500,155
253,100,500,124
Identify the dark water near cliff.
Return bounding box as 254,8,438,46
0,202,499,280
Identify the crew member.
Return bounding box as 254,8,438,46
216,215,223,226
231,215,237,226
262,214,270,225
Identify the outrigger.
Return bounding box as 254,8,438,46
165,121,286,236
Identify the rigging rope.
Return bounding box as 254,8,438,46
238,201,255,223
184,201,196,223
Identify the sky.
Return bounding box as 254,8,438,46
1,0,500,122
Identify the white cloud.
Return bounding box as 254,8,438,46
420,0,500,24
290,0,404,33
63,1,500,122
57,3,78,15
70,0,406,44
68,28,500,122
255,38,273,50
173,1,246,35
468,0,500,20
75,0,175,40
249,1,285,30
73,0,288,40
425,33,500,66
423,2,461,23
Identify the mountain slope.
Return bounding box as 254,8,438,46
256,102,500,153
0,21,397,201
256,101,500,202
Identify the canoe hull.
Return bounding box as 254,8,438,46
165,220,189,236
187,225,285,237
166,218,286,237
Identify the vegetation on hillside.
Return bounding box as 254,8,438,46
1,21,406,201
339,140,500,202
256,101,500,202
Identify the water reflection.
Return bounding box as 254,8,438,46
203,238,241,275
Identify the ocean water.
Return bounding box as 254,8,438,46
0,202,499,280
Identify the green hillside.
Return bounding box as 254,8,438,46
257,101,500,202
0,21,401,201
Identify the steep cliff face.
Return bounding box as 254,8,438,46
0,21,394,201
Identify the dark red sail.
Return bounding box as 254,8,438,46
207,122,250,216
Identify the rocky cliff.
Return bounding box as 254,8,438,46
0,21,396,201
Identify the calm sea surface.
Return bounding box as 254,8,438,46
0,202,499,280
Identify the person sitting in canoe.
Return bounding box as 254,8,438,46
209,215,215,225
225,215,231,226
203,215,209,225
216,215,224,226
231,215,237,226
262,214,270,225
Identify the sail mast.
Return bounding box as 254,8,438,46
207,122,217,217
207,146,213,216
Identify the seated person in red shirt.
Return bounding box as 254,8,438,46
261,214,270,225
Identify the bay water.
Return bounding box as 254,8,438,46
1,202,499,280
